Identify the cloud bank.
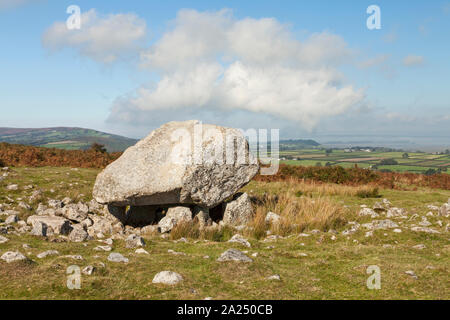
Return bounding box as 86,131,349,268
42,9,147,63
109,9,364,130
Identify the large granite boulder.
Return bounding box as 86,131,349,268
93,121,259,209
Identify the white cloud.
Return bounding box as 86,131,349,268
42,9,147,63
403,55,424,67
112,9,363,131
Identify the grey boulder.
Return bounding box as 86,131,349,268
222,193,254,226
158,206,192,233
93,120,259,208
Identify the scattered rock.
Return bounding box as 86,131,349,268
158,206,192,233
411,226,440,234
168,249,186,256
62,202,89,223
386,207,407,218
228,234,251,247
140,225,158,235
135,248,149,255
30,221,48,237
359,208,378,218
265,211,281,224
412,244,426,250
419,217,432,227
405,270,418,279
222,193,254,226
27,215,72,235
152,271,183,285
217,249,253,263
267,274,281,281
363,219,399,230
6,184,18,191
107,252,129,263
68,225,89,242
125,234,146,248
1,251,27,263
82,266,95,275
5,214,18,224
37,250,59,259
0,235,9,244
94,245,112,252
193,206,212,228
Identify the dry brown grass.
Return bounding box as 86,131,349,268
248,192,352,238
263,178,380,198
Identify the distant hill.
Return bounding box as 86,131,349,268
279,139,321,150
0,127,138,152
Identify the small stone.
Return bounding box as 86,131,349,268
37,250,59,259
82,266,95,275
405,270,418,279
412,244,426,250
5,214,18,224
411,227,440,234
228,234,251,248
217,249,253,263
125,234,145,248
63,255,83,260
108,252,129,263
69,226,89,242
265,212,281,224
267,274,281,281
6,184,19,191
1,251,27,263
152,271,183,285
393,228,402,233
135,248,149,255
168,249,186,256
94,245,112,252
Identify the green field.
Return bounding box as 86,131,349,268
279,149,450,174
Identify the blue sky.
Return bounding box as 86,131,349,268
0,0,449,145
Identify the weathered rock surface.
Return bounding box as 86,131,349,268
265,212,281,224
222,193,254,226
93,121,259,208
1,251,27,263
125,234,145,248
158,206,192,233
107,252,129,263
62,202,89,223
228,234,251,247
217,249,253,263
27,215,72,235
37,250,59,259
69,225,89,242
152,271,183,285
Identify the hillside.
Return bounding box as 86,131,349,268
0,127,138,152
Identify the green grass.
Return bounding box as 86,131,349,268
0,167,449,299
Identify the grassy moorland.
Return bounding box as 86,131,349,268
0,166,449,300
